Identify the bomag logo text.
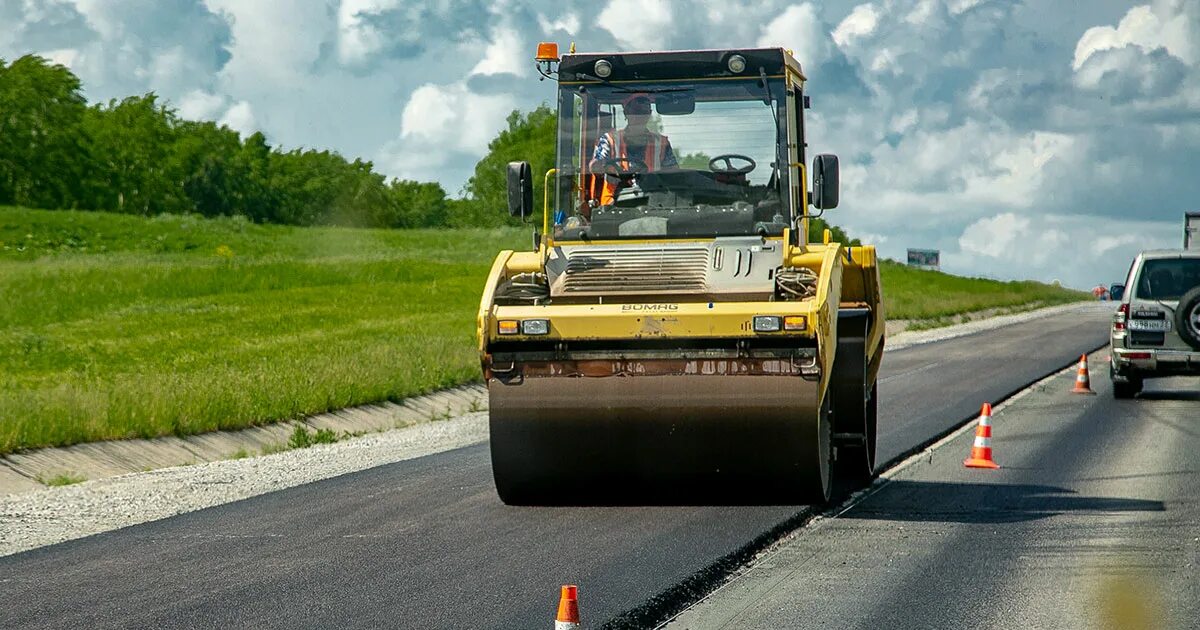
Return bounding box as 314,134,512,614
622,304,680,312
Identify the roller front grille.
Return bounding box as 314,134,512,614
560,247,709,293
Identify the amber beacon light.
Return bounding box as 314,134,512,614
535,42,560,62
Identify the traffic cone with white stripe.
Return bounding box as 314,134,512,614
555,585,580,629
963,403,1000,469
1071,354,1096,395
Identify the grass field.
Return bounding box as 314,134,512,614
0,207,1085,454
878,260,1085,322
0,207,525,454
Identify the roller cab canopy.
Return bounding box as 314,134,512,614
557,48,805,83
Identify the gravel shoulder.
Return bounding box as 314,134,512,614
0,384,486,495
0,414,486,557
0,300,1108,558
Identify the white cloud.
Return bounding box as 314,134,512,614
1067,0,1200,112
1092,234,1143,258
832,3,878,47
598,0,673,50
470,27,527,77
947,0,984,15
841,121,1074,219
397,83,514,155
383,81,517,185
1072,44,1187,97
758,3,834,70
962,130,1075,203
537,12,580,35
904,0,938,25
399,85,457,144
37,47,79,68
205,0,331,85
337,0,401,65
1073,3,1195,70
949,213,1179,286
0,0,89,58
218,100,257,136
69,0,123,40
178,89,226,120
959,213,1040,259
0,0,229,110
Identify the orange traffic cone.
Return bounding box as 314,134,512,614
555,585,580,629
963,403,1000,469
1071,354,1096,395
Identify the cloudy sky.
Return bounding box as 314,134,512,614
3,0,1198,288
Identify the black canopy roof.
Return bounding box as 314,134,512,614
558,48,804,83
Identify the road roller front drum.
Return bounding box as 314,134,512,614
489,366,835,506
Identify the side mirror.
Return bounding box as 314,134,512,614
506,161,533,219
811,154,839,210
1109,283,1125,301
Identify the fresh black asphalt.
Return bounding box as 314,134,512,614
0,309,1111,629
668,354,1199,629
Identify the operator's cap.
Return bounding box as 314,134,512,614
622,93,653,114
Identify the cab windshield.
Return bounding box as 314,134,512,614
552,79,790,241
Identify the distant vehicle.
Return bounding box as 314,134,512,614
1109,283,1125,301
1109,249,1200,398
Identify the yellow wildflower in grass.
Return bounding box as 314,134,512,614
215,244,235,258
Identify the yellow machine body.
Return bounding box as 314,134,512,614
478,47,884,504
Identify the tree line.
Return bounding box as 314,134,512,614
1,54,852,241
0,54,523,229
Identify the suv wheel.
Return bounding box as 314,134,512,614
1176,286,1200,351
1110,362,1143,399
1112,376,1143,399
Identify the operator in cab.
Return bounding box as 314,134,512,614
588,93,679,205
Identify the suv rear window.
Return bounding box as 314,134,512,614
1136,258,1200,300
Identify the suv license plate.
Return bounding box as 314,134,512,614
1129,319,1171,332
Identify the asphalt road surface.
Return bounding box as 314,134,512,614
668,355,1199,629
0,307,1112,629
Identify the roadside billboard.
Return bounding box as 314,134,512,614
906,248,940,270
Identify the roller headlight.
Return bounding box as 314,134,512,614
727,54,746,74
753,316,782,332
520,319,550,335
594,59,613,78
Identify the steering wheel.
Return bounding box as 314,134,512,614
709,154,756,175
599,156,649,178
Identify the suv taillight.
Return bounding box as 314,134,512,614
1114,303,1128,331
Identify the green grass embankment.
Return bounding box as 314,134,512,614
879,260,1087,324
0,207,525,454
0,207,1086,453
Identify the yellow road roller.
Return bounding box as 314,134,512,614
477,45,884,504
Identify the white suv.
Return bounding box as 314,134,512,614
1109,249,1200,398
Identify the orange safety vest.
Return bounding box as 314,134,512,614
599,130,668,205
